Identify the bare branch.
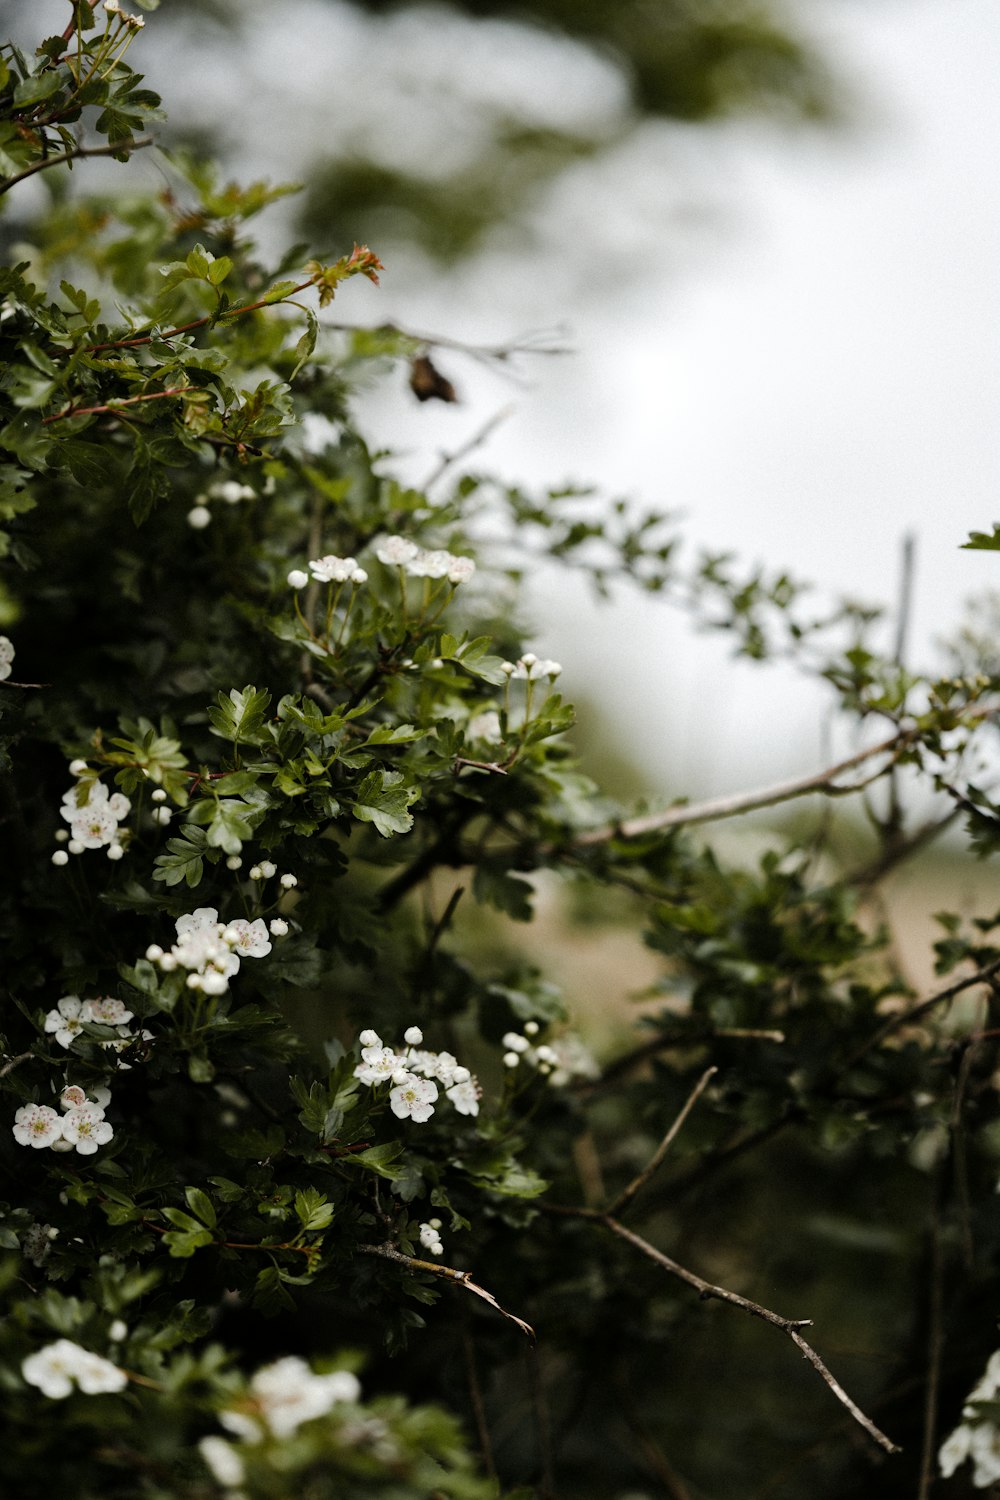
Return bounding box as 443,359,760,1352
0,136,154,197
422,404,515,493
849,955,1000,1063
567,730,918,849
609,1066,717,1217
545,1207,901,1456
358,1242,535,1340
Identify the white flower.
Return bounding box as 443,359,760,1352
269,917,289,937
389,1072,438,1122
43,995,88,1049
971,1422,1000,1487
374,535,419,567
446,555,475,584
71,806,119,849
13,1104,64,1149
418,1222,444,1255
223,918,272,959
408,548,451,579
187,505,212,529
941,1422,971,1482
22,1339,126,1398
403,1026,423,1046
354,1046,400,1085
467,710,502,744
59,1085,87,1111
60,1104,114,1156
446,1079,481,1116
287,568,309,589
309,554,360,584
221,1357,360,1442
0,635,15,681
85,997,134,1026
176,907,222,938
208,479,255,505
199,1435,247,1487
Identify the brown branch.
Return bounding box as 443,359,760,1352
358,1242,535,1339
566,730,918,849
461,1316,497,1481
848,956,1000,1064
0,135,154,197
544,1204,900,1456
85,275,319,353
609,1065,717,1217
0,1052,33,1078
917,1188,946,1500
42,387,190,425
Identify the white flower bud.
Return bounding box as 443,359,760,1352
503,1052,520,1069
151,788,167,803
152,806,172,825
524,1020,540,1036
269,918,289,936
68,840,85,855
145,944,164,962
186,505,211,529
279,873,298,889
68,758,88,776
54,829,69,843
359,1029,381,1048
259,860,277,879
404,1026,423,1046
287,569,309,589
226,855,243,870
159,952,178,972
249,865,263,880
51,850,69,866
106,844,125,861
502,1032,529,1053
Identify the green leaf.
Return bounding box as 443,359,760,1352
294,1188,334,1232
153,827,208,887
208,685,272,743
472,866,535,921
348,1142,405,1179
351,769,416,837
961,524,1000,551
183,1187,217,1228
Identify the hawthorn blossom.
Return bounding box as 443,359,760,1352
12,1104,63,1149
418,1221,444,1256
198,1435,246,1488
59,777,131,853
43,996,89,1049
467,709,502,744
0,635,13,681
389,1072,438,1122
309,554,366,585
22,1339,126,1399
60,1104,114,1156
223,918,272,960
446,1078,481,1116
85,997,134,1027
940,1350,1000,1486
354,1045,399,1085
374,535,419,567
208,479,255,505
287,568,309,589
219,1356,360,1442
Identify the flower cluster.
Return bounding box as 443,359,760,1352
13,1086,115,1157
43,994,138,1053
146,906,272,994
55,769,131,861
0,634,13,681
374,534,475,584
218,1356,361,1443
501,1026,598,1087
21,1339,128,1399
307,554,368,586
939,1350,1000,1487
354,1026,481,1120
466,708,503,744
103,0,144,27
418,1220,444,1256
501,652,562,681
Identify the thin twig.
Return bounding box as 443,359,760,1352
461,1315,497,1481
42,387,189,425
545,1207,900,1456
421,404,515,493
609,1066,717,1217
916,1184,946,1500
847,956,1000,1064
358,1242,535,1339
566,730,919,849
0,1052,33,1078
0,135,154,197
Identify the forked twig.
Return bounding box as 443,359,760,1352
609,1065,717,1217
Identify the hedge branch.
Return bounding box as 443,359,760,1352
358,1242,535,1340
567,729,918,848
0,135,154,196
609,1065,717,1217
